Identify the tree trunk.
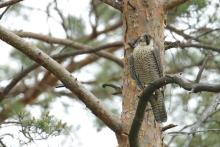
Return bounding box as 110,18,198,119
118,0,166,146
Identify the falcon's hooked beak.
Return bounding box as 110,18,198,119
142,33,152,45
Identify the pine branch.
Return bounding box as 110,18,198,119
0,24,122,133
129,75,220,147
2,42,123,99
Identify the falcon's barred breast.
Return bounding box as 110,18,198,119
129,33,167,122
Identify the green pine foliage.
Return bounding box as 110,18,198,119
16,111,69,144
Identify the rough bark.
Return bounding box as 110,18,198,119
118,0,166,146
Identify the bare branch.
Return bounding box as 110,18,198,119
167,123,195,145
179,43,220,52
0,25,122,133
97,20,122,35
166,59,203,74
196,28,220,39
0,139,6,147
102,83,122,95
2,64,38,96
99,0,122,11
84,20,122,41
0,0,22,8
183,94,220,147
168,129,220,135
15,31,124,52
18,54,102,105
129,75,220,147
162,124,178,131
95,51,124,67
165,41,220,53
52,91,77,99
166,26,220,45
15,31,90,49
16,31,124,66
165,0,190,10
165,41,181,50
88,0,99,37
2,45,122,98
166,25,200,42
53,0,70,38
195,53,211,83
53,41,123,59
0,5,10,19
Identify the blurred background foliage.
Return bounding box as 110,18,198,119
0,0,220,146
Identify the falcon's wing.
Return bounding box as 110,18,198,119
152,48,163,77
128,54,144,89
152,47,165,96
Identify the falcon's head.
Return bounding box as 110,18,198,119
129,33,153,48
139,33,152,45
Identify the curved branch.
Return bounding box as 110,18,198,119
54,41,123,59
97,20,122,35
15,31,124,54
83,20,122,41
0,5,10,20
2,64,38,96
0,25,122,133
129,75,220,147
16,30,124,65
15,31,89,49
166,25,200,42
96,51,124,67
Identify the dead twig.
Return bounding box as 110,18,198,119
162,124,178,131
0,0,22,9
